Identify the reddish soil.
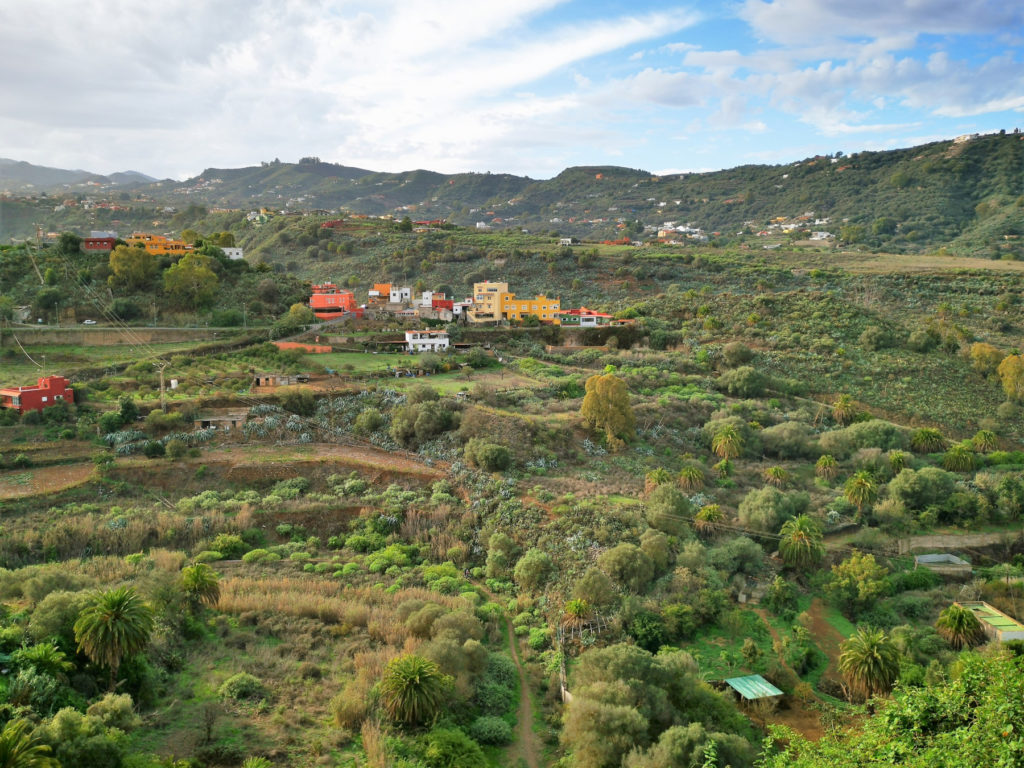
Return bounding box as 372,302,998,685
803,598,847,681
0,463,94,499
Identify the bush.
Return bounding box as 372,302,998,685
165,439,187,460
717,366,768,397
218,672,266,701
469,716,513,745
422,727,486,768
463,438,512,471
142,440,165,458
737,487,807,532
760,421,815,459
353,408,384,435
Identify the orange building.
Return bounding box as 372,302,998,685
309,282,356,319
125,233,193,256
367,283,392,307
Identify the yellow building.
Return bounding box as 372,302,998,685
468,281,560,324
126,233,193,256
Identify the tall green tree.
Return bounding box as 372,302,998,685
935,604,984,650
844,470,878,516
0,718,59,767
73,586,155,690
163,253,219,309
777,514,825,570
997,355,1024,402
378,654,452,726
838,626,900,701
580,373,635,449
108,245,155,291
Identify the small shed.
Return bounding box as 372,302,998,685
724,675,783,701
957,601,1024,642
194,408,248,433
915,553,972,577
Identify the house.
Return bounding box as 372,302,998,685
368,283,392,307
405,330,449,353
503,294,561,324
914,554,972,577
309,282,357,320
558,307,615,327
251,373,308,390
468,281,509,323
221,247,244,260
0,375,74,414
389,286,412,305
83,237,117,252
125,233,193,256
559,238,575,246
955,601,1024,642
467,281,561,324
194,408,248,432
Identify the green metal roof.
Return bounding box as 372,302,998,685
724,674,784,700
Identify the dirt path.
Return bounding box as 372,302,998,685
752,609,825,741
503,616,542,768
803,598,847,681
476,583,543,768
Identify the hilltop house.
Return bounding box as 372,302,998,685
558,307,614,327
309,282,357,320
0,375,74,414
125,233,193,255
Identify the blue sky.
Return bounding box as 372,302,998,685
1,0,1022,180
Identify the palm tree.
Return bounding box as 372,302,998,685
972,429,998,453
777,515,825,569
935,604,985,650
181,563,220,609
74,586,155,690
763,466,791,488
838,626,900,701
712,458,733,478
562,598,591,632
694,504,725,537
832,394,858,426
678,465,706,491
815,454,838,481
11,642,72,681
379,654,451,726
910,427,947,453
888,450,908,474
844,471,878,517
711,425,743,460
942,442,976,472
643,468,672,496
0,718,59,767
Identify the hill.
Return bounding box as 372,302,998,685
0,158,156,193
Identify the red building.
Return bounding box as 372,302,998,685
0,376,75,413
309,282,357,320
431,295,454,311
83,237,117,252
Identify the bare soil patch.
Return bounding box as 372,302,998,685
0,463,94,499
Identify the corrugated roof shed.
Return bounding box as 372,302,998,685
724,674,784,700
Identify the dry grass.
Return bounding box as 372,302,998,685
361,720,390,768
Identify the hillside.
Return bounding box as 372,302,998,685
0,158,156,193
5,132,1023,255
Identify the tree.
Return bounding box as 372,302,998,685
763,466,791,488
826,552,888,617
935,604,984,650
778,515,825,570
580,373,635,448
0,718,60,767
710,423,744,459
694,504,725,537
513,549,553,593
645,484,691,536
844,470,878,516
163,253,219,309
997,355,1024,402
108,245,156,291
378,654,452,726
597,543,654,593
970,343,1003,376
972,430,998,453
831,394,858,426
838,626,900,700
181,563,220,610
738,486,804,532
678,465,706,491
73,586,155,690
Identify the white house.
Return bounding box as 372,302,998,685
390,286,412,304
405,330,449,353
222,247,244,260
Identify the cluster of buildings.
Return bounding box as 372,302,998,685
310,279,620,328
80,231,244,260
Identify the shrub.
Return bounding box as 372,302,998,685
353,408,384,435
142,440,165,458
218,672,266,701
717,366,768,397
761,421,814,459
513,549,553,592
737,487,807,532
463,438,512,471
469,716,513,745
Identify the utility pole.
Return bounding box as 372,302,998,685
155,362,168,413
26,225,45,284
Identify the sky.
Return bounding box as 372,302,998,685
1,0,1022,181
